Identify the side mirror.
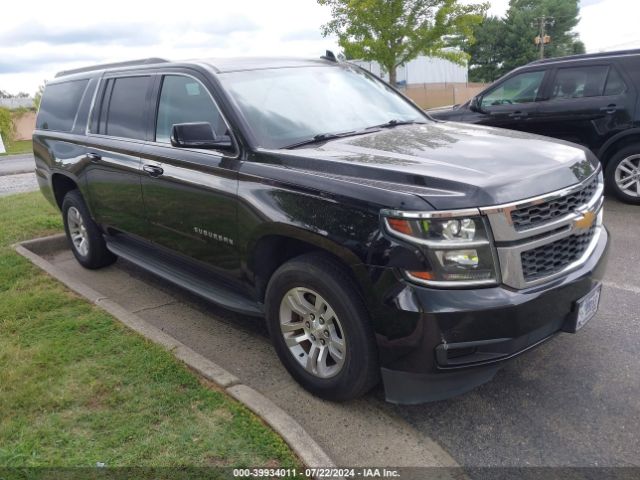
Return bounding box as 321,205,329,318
170,122,233,151
469,96,484,113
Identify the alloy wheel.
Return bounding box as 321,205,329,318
615,154,640,198
279,287,347,379
67,206,89,257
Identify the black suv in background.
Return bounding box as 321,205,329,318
430,49,640,204
34,56,608,404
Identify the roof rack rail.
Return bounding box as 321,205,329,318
55,58,169,78
528,48,640,65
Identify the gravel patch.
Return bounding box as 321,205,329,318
0,173,39,197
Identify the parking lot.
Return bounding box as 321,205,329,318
28,192,638,469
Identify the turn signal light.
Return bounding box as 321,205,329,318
408,271,434,280
387,218,413,235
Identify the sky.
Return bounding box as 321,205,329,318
0,0,637,95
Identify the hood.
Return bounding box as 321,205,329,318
266,122,598,210
426,104,458,113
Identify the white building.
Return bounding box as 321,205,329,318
0,98,34,109
351,55,468,84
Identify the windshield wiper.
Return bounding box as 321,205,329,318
284,130,367,149
367,119,427,130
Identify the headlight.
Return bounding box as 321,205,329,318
383,210,499,287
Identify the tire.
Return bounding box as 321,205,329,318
605,145,640,204
265,253,379,401
61,190,117,269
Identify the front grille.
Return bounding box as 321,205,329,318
511,176,598,231
521,226,596,281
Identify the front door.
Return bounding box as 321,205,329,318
140,73,241,278
474,69,548,134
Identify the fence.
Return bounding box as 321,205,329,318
12,111,36,141
399,82,488,109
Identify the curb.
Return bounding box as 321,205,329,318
14,234,337,474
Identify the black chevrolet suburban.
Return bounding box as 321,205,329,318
430,49,640,205
34,56,609,404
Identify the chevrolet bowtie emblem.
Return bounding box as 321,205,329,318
574,210,596,230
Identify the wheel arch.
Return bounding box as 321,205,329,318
598,129,640,167
246,225,374,306
51,173,80,210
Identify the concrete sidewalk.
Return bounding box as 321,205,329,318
27,238,458,469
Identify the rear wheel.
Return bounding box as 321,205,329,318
605,145,640,204
62,190,117,269
265,253,379,401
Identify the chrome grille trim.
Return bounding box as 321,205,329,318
511,176,599,231
485,167,605,290
497,208,603,289
480,167,603,242
521,225,597,281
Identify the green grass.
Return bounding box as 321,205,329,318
0,192,304,473
1,139,32,156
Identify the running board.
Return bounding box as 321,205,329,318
105,236,263,317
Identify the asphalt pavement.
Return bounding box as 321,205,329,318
0,153,35,175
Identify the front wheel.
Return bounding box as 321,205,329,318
265,253,379,401
605,145,640,204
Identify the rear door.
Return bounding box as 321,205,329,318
85,74,152,236
474,69,549,132
139,71,241,278
532,62,636,152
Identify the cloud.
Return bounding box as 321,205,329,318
281,29,325,42
0,52,101,74
0,16,258,48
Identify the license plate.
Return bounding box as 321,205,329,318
574,284,601,331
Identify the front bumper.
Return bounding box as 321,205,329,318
372,227,609,404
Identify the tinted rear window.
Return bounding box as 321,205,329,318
99,76,151,140
37,80,89,132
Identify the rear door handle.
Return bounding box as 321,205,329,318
143,164,164,177
600,104,618,114
87,152,101,162
508,111,528,118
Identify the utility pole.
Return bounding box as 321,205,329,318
534,16,554,59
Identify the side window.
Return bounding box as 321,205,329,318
155,75,225,144
604,67,627,96
481,71,545,108
98,76,151,140
550,66,608,99
37,80,89,132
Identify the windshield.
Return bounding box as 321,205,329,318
219,65,427,149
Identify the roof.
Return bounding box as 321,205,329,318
528,48,640,66
54,56,338,79
198,57,336,73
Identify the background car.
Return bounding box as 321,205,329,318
429,49,640,205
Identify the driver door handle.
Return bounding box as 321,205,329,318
600,104,618,114
143,164,164,177
87,152,101,162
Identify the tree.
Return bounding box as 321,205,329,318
34,83,46,111
465,16,506,82
500,0,583,73
0,107,14,145
318,0,488,85
467,0,584,80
